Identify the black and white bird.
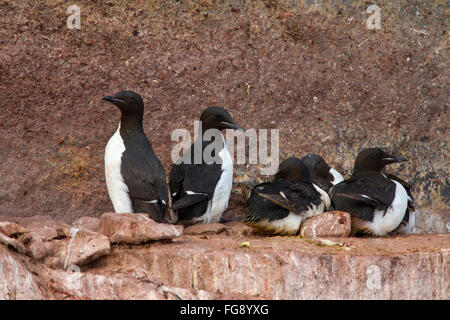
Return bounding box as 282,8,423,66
169,107,243,226
243,157,331,236
301,154,344,193
330,147,414,236
103,91,168,223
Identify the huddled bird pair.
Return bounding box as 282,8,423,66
244,150,415,237
103,90,415,237
103,90,242,227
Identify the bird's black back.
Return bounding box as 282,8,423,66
246,180,323,222
330,172,396,222
120,130,168,222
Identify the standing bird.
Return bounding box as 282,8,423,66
330,148,414,236
243,157,331,236
169,107,243,226
301,154,344,193
103,91,168,223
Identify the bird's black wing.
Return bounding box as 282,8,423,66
330,173,396,222
169,139,223,220
310,177,333,194
121,135,168,223
287,181,323,211
244,181,290,224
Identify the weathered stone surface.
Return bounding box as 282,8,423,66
0,244,214,300
0,246,43,299
300,211,351,238
0,221,28,237
72,216,100,232
99,233,449,299
183,223,227,235
0,216,110,269
0,232,27,253
223,221,254,237
33,267,215,300
97,212,183,244
0,215,69,242
1,217,448,299
56,227,111,269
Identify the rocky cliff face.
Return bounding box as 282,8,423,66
0,1,448,230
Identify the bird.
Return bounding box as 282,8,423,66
300,154,344,193
330,147,413,236
243,157,331,236
169,106,243,226
103,90,168,223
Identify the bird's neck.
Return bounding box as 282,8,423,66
352,168,379,177
119,113,143,136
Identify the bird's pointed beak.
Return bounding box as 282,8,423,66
382,155,407,164
102,96,125,105
221,121,245,132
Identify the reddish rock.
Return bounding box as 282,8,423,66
58,227,111,269
223,221,254,237
72,216,100,232
0,246,43,299
0,232,27,253
97,212,183,244
0,215,71,242
0,216,110,269
1,221,449,299
0,221,28,237
0,245,213,300
183,223,226,235
100,233,449,299
300,211,351,238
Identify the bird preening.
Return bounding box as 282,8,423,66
102,91,415,237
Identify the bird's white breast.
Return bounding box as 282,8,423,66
368,180,408,236
104,123,133,213
257,212,303,236
205,134,233,223
329,168,344,185
312,183,331,211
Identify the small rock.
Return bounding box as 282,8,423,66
72,216,100,232
183,223,226,235
0,232,27,253
97,212,183,244
300,211,351,238
0,221,28,237
61,228,111,268
223,221,254,237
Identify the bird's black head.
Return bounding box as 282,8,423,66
274,157,312,183
200,106,244,132
301,154,332,180
354,148,407,173
103,91,144,116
